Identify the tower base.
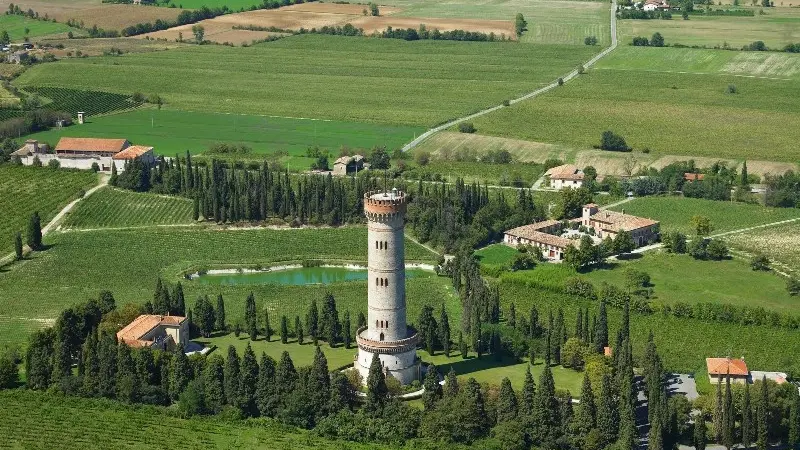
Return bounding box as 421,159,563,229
354,327,420,385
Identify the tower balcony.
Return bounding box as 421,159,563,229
355,325,418,354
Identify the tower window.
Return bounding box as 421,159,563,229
376,320,379,328
375,277,379,286
379,332,384,341
386,321,389,329
385,278,389,287
375,241,379,249
384,241,388,250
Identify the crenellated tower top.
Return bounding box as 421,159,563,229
364,189,407,222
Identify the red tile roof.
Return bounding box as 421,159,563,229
706,357,749,377
505,221,574,249
55,137,129,153
112,145,153,160
546,164,584,181
117,314,186,347
589,210,658,232
684,173,705,181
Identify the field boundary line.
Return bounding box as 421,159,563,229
400,0,618,153
593,67,794,82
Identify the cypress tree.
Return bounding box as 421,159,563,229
172,282,185,316
789,387,800,449
532,364,558,446
357,311,366,330
528,340,536,365
757,376,769,450
256,353,277,417
26,211,42,251
649,416,664,450
723,374,735,450
280,315,289,344
508,302,516,328
274,351,297,408
295,315,305,345
741,160,749,186
714,377,724,443
422,364,442,411
310,346,331,417
364,353,387,415
621,300,630,342
152,278,170,316
239,344,258,416
116,343,140,403
320,292,340,347
496,377,518,423
307,299,319,345
520,366,536,416
594,301,608,354
444,367,459,398
203,355,225,414
575,308,583,341
193,195,200,221
14,231,22,260
215,294,226,331
81,330,100,396
743,381,753,448
439,304,451,357
244,292,257,340
224,345,240,406
97,333,118,397
464,377,489,437
529,305,539,338
263,308,272,342
575,372,596,436
170,345,191,401
342,311,351,349
694,413,708,450
545,330,552,367
459,331,468,359
597,373,619,446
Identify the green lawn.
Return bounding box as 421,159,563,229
606,196,800,235
24,109,425,157
0,14,79,41
14,34,597,127
472,47,800,162
582,252,798,313
160,0,263,10
62,186,195,229
475,243,519,266
0,166,98,255
0,226,442,346
403,159,545,187
385,0,612,46
0,390,385,450
618,7,800,48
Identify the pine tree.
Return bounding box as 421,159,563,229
422,363,441,411
594,301,608,354
520,366,536,416
172,282,185,316
439,304,451,357
215,294,226,331
202,355,225,414
364,353,387,415
463,377,489,437
789,387,800,449
224,345,240,406
743,381,753,448
695,413,708,450
14,231,23,260
444,367,459,398
255,353,277,417
757,376,769,450
597,373,619,446
307,299,319,345
280,315,289,344
170,345,191,401
239,344,258,416
496,377,518,423
342,311,351,349
26,211,42,251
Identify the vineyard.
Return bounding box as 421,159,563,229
24,86,143,116
723,221,800,278
0,166,98,255
0,226,441,346
63,187,194,229
0,390,384,449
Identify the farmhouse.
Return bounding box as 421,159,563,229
117,314,189,351
706,357,749,384
14,137,155,172
55,137,130,157
112,145,155,172
332,155,367,176
503,220,575,261
10,139,49,163
643,0,670,11
581,204,659,247
546,164,584,189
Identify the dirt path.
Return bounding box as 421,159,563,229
401,0,618,153
600,196,635,210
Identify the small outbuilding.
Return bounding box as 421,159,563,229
332,154,366,176
117,314,189,351
546,164,584,189
706,357,749,384
112,145,156,172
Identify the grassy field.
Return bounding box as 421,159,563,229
617,7,800,48
0,166,98,255
404,159,545,186
0,0,184,31
159,0,262,10
0,226,442,346
25,109,425,157
0,390,385,450
499,280,800,375
582,252,798,313
472,47,800,162
0,14,78,41
14,34,597,127
475,243,519,266
723,221,800,277
62,187,194,229
384,0,611,45
606,196,800,235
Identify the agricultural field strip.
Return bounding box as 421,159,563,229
593,67,793,82
400,0,617,153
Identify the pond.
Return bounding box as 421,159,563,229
191,266,435,286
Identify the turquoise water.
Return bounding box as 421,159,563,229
192,266,433,286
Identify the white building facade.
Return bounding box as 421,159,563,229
355,189,421,385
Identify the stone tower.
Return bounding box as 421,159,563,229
355,188,420,385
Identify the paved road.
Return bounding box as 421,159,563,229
400,0,619,153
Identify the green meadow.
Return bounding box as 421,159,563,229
472,47,800,162
0,14,79,41
24,109,425,157
14,34,597,127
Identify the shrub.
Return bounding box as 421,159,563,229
743,40,767,51
750,254,770,271
584,36,598,45
726,84,737,94
502,99,511,107
650,32,665,47
510,252,537,271
558,77,564,86
415,151,430,166
788,278,800,296
705,239,728,260
632,36,649,46
564,277,596,299
599,130,630,152
47,159,60,169
458,122,476,133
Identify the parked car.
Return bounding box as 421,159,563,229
22,43,33,50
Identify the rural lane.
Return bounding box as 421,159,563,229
400,0,618,153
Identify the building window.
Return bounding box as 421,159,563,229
376,278,379,286
379,333,384,341
386,321,389,329
384,241,388,250
384,278,388,287
376,320,379,328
